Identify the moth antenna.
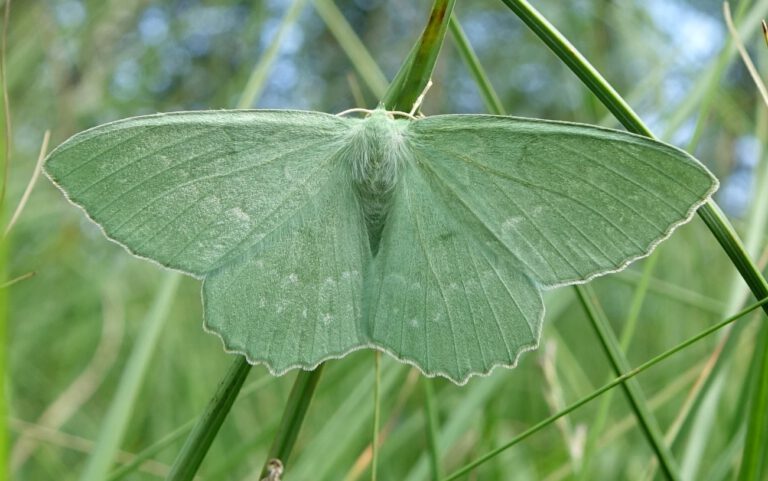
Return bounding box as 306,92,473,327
388,110,418,120
337,107,375,117
409,78,433,116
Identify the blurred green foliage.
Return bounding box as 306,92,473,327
4,0,767,480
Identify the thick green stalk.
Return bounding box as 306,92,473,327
259,367,325,478
381,0,457,112
166,357,251,481
442,296,768,481
575,285,680,480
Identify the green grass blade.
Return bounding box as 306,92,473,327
406,374,510,481
312,0,388,99
499,0,652,137
381,0,456,112
579,254,659,480
106,420,195,481
447,16,505,115
614,270,724,314
697,203,768,307
166,356,251,481
737,320,768,481
238,0,308,109
0,223,6,481
441,296,768,481
575,285,681,480
290,361,404,480
78,272,180,481
662,0,768,140
676,113,768,479
372,353,381,481
422,378,442,481
704,425,746,481
259,367,324,478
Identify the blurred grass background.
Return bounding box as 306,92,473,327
4,0,768,479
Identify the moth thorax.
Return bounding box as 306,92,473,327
347,114,408,252
349,118,403,194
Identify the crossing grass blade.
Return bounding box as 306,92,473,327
441,296,768,480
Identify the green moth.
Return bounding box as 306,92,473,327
44,106,718,384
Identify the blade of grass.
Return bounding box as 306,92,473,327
763,19,768,46
614,270,724,314
578,253,660,480
3,130,48,238
342,369,420,481
107,420,195,481
289,360,404,480
723,7,768,477
682,0,753,153
238,0,308,109
372,352,381,481
78,272,180,481
423,378,442,481
738,319,768,480
312,0,388,99
166,356,252,481
575,285,681,480
259,367,324,478
676,71,768,479
381,0,457,112
447,16,505,115
661,0,768,140
1,3,11,476
0,0,11,214
0,226,5,481
405,373,512,481
724,2,768,108
442,295,768,481
704,425,746,481
105,375,275,481
0,270,33,289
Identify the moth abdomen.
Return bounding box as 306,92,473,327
343,110,412,252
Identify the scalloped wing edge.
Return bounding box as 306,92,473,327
201,273,544,385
